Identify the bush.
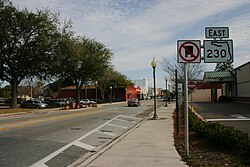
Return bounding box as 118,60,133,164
189,109,250,153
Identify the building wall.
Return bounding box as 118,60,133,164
188,81,222,102
189,89,222,102
126,85,140,101
132,79,148,98
236,62,250,97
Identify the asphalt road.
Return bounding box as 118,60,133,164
0,100,164,167
192,102,250,136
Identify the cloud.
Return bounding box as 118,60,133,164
10,0,250,87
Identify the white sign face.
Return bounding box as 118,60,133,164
204,40,233,63
205,27,229,38
177,83,183,93
177,40,201,63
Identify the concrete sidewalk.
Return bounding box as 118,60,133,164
78,103,187,167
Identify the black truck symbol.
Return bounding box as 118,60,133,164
185,46,194,58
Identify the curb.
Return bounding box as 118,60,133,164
189,105,206,122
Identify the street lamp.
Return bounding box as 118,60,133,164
168,83,171,104
151,57,157,119
95,81,98,105
165,78,168,107
110,86,113,104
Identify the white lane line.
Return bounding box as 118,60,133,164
115,118,132,123
30,115,122,167
119,115,141,120
74,141,96,151
98,130,116,137
34,164,48,167
230,114,247,119
108,123,128,129
207,118,250,122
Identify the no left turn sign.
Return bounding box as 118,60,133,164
177,40,201,63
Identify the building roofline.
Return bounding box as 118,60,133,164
234,61,250,70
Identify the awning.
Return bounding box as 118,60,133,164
203,71,235,82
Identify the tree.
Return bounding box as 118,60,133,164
161,55,206,81
0,85,11,100
0,1,61,107
97,68,131,100
53,36,112,105
215,63,234,71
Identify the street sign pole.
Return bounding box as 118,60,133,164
175,69,179,136
184,63,189,157
191,90,193,111
177,26,234,159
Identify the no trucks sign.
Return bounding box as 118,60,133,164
177,40,201,63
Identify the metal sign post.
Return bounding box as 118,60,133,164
177,40,199,158
175,69,179,136
184,63,189,157
177,26,234,159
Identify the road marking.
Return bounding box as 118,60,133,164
74,141,96,151
0,110,102,131
108,123,128,129
30,115,141,167
120,115,142,120
230,114,247,119
207,118,250,122
115,118,131,123
98,130,116,137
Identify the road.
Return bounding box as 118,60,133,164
192,102,250,136
0,100,164,167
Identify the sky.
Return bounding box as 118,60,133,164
10,0,250,88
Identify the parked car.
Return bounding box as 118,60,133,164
218,96,231,102
56,99,67,106
89,99,97,104
42,99,67,108
127,98,141,107
80,99,91,105
42,100,60,108
66,97,74,104
20,100,48,109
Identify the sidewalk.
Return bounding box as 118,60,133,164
78,102,188,167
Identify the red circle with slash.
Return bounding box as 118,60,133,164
178,41,200,62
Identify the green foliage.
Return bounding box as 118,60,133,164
0,1,122,107
215,62,234,71
189,109,250,153
0,1,61,107
0,85,11,99
97,68,132,99
53,35,113,104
